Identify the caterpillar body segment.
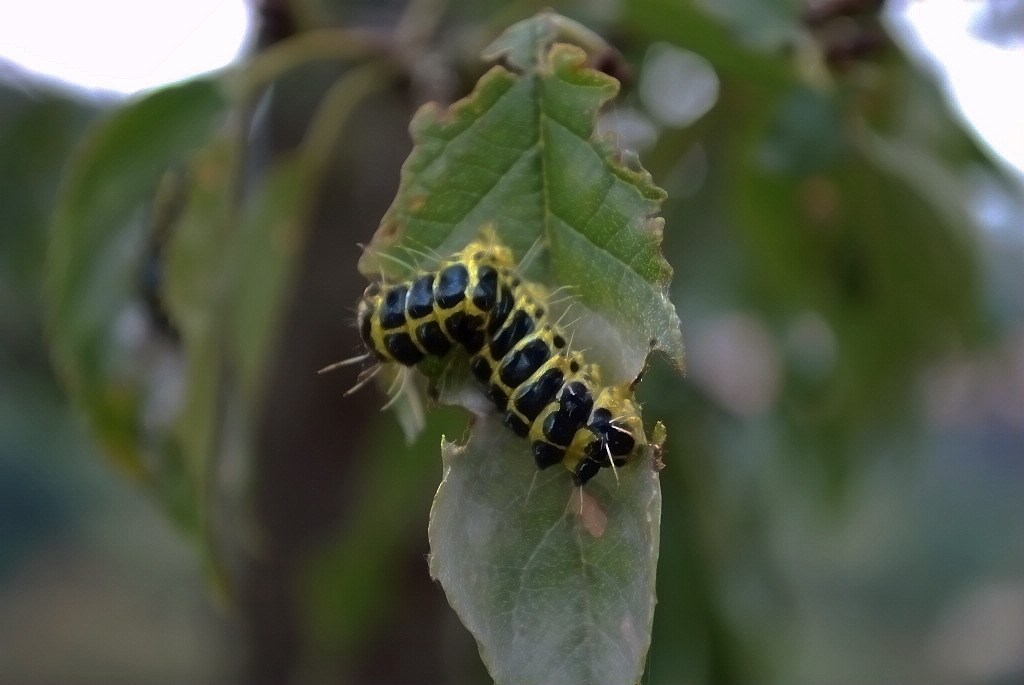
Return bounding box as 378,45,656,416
358,243,509,365
355,237,643,485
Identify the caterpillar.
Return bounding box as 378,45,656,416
347,238,643,486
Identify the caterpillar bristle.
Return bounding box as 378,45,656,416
553,306,584,332
517,234,546,274
546,285,578,309
397,242,443,266
344,364,382,396
371,249,418,274
318,352,372,374
605,441,620,485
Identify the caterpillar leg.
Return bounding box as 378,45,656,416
380,366,411,411
317,352,373,374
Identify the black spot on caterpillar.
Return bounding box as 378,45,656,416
344,238,643,486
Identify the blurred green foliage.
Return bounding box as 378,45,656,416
2,0,1022,683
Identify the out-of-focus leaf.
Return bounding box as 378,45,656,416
160,142,236,508
623,0,796,87
231,157,316,405
161,141,317,563
692,0,803,51
622,2,1003,679
356,11,681,684
730,81,982,481
46,80,227,527
758,86,846,176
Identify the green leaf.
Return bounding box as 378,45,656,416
357,11,681,684
361,18,682,380
429,419,664,685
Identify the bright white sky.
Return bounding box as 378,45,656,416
885,0,1024,180
0,0,1020,178
0,0,249,93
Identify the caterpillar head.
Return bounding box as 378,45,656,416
572,386,643,485
459,239,515,274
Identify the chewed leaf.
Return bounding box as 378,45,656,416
481,10,613,72
429,418,662,685
359,22,683,380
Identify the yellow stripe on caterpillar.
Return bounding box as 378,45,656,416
352,236,643,485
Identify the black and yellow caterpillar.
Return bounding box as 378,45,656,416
354,239,642,485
